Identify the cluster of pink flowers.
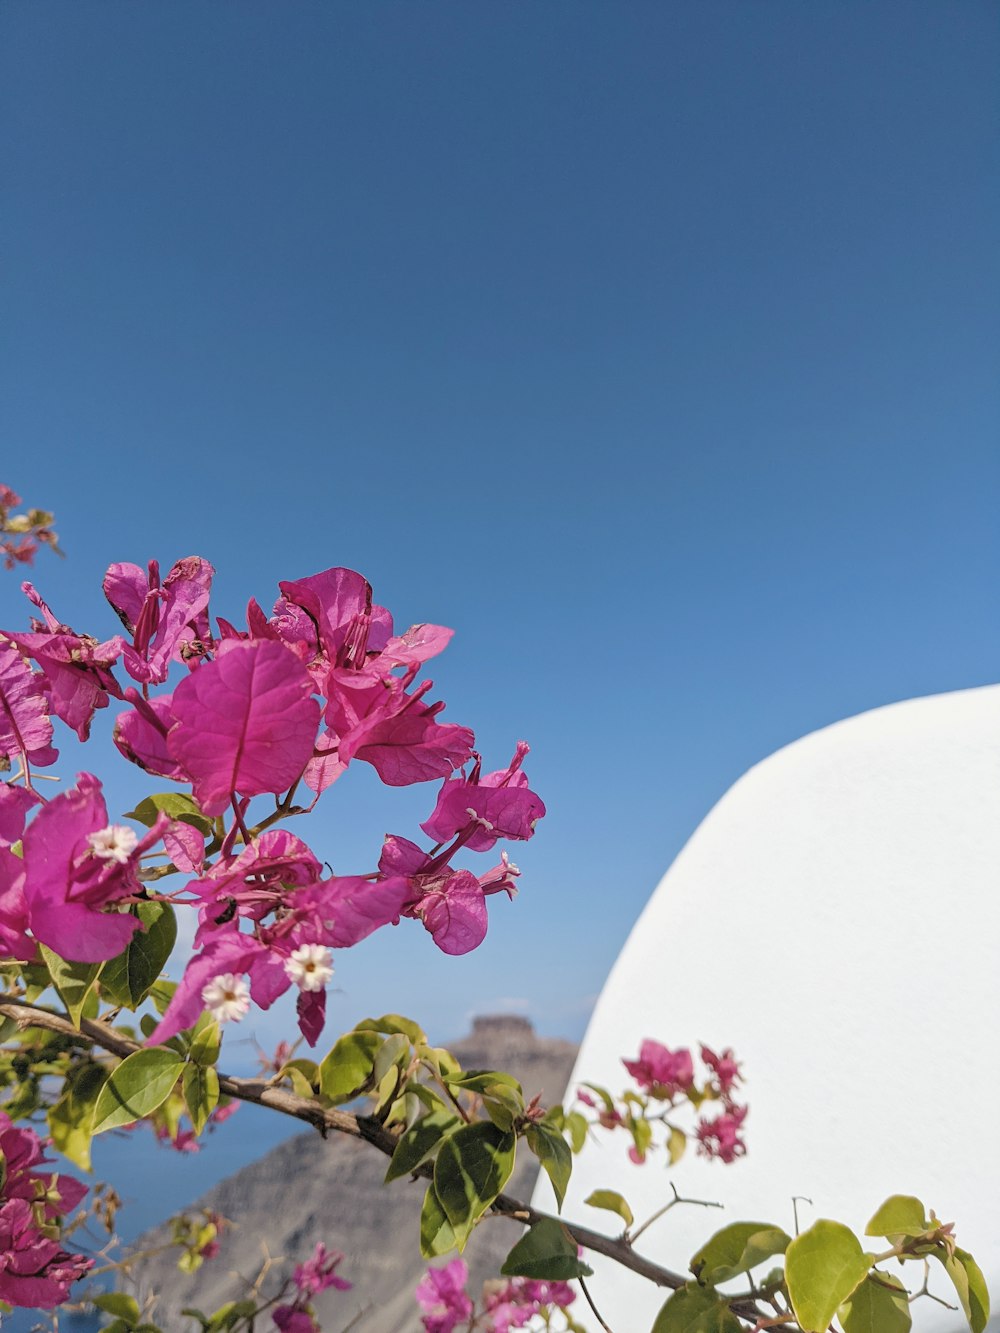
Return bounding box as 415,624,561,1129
0,1114,91,1309
577,1039,748,1167
273,1243,350,1332
0,485,59,571
415,1259,576,1333
0,559,545,1047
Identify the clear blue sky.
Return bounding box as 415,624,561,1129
2,1,998,1049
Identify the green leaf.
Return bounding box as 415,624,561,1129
651,1284,743,1333
420,1182,464,1258
784,1219,873,1333
93,1292,141,1323
182,1062,220,1135
127,792,213,835
498,1221,592,1279
839,1273,912,1333
433,1121,516,1241
527,1122,573,1211
691,1222,790,1284
356,1013,426,1044
667,1126,687,1164
583,1188,633,1229
188,1017,221,1067
38,947,101,1028
447,1068,523,1096
501,1217,594,1281
932,1247,990,1333
92,1048,184,1133
47,1063,109,1171
283,1058,318,1098
372,1032,410,1085
385,1109,458,1183
563,1110,588,1153
864,1195,929,1239
318,1029,381,1103
100,902,177,1010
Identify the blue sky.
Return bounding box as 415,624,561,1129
1,1,998,1052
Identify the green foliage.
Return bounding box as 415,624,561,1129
783,1219,872,1333
501,1217,594,1281
92,1048,184,1133
385,1108,458,1183
47,1061,109,1171
933,1246,990,1333
187,1016,222,1067
526,1120,573,1210
100,903,177,1010
182,1062,220,1134
650,1284,743,1333
839,1273,912,1333
38,947,101,1028
690,1221,790,1284
419,1182,463,1258
864,1195,929,1239
583,1188,633,1229
127,791,214,836
318,1029,382,1102
433,1120,516,1246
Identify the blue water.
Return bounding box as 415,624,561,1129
8,1107,306,1331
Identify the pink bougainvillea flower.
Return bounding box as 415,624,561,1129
104,556,215,684
415,1258,474,1333
483,1276,576,1332
273,1308,319,1333
166,639,321,816
623,1040,695,1098
700,1044,742,1095
695,1103,749,1163
0,643,58,770
275,567,392,673
0,1199,93,1309
163,819,205,874
189,830,325,932
420,743,545,852
10,583,124,741
147,932,266,1045
113,690,189,781
293,1243,351,1298
0,1113,88,1220
317,670,473,789
0,783,38,846
21,772,166,962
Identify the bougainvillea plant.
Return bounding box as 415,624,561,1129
0,501,989,1332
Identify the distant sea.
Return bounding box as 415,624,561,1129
9,1106,306,1332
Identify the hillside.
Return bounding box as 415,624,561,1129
131,1017,579,1331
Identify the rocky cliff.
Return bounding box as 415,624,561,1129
132,1017,578,1331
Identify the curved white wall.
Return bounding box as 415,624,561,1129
535,686,1000,1331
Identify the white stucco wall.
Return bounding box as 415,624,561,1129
535,685,1000,1331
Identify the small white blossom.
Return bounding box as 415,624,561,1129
87,824,138,864
201,973,251,1024
283,944,334,993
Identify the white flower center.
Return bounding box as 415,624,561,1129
284,944,334,993
201,973,251,1024
87,824,139,864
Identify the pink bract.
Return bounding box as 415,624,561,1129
167,639,321,816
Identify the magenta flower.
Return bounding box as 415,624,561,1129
700,1044,741,1095
415,1258,474,1333
273,1308,319,1333
293,1243,351,1297
483,1276,576,1331
104,556,214,684
420,743,545,852
623,1040,695,1098
0,643,58,771
166,640,321,816
113,690,189,780
11,583,124,741
0,1199,93,1309
695,1103,749,1163
21,772,167,962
